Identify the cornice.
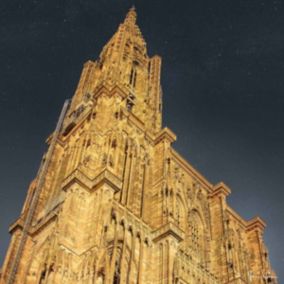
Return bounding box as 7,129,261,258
210,182,231,198
154,127,177,144
171,148,213,192
9,206,60,236
152,222,185,243
9,217,24,234
30,210,58,236
93,82,128,101
62,168,122,193
246,216,266,232
59,109,92,141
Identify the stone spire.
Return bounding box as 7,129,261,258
64,6,162,134
124,6,137,25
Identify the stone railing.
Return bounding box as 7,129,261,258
174,250,220,284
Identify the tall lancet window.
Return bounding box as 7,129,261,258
113,261,120,284
38,267,47,284
97,273,105,284
189,210,206,264
176,196,186,231
129,61,138,88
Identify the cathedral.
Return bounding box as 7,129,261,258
0,7,278,284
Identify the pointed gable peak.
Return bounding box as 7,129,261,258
121,6,145,43
124,6,137,25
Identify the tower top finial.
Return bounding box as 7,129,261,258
124,6,137,25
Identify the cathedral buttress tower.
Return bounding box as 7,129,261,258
1,8,277,284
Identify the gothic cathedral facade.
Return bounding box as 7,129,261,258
0,8,278,284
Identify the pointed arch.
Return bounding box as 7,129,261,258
95,250,109,282
113,260,121,284
95,241,137,284
25,236,53,284
96,272,105,284
176,194,187,231
188,209,207,264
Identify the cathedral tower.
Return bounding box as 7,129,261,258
1,8,277,284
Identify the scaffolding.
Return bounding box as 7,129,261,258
6,99,70,284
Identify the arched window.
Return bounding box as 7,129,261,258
188,210,206,263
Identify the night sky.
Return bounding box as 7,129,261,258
0,0,283,281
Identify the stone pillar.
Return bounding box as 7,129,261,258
209,182,231,282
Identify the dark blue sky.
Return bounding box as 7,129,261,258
0,0,283,281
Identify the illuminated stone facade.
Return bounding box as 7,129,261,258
1,8,278,284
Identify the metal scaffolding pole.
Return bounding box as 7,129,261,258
6,99,70,284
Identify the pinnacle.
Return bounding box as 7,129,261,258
124,5,137,25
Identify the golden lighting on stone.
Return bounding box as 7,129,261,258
0,8,277,284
